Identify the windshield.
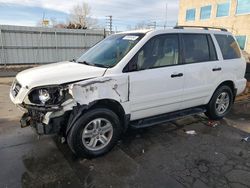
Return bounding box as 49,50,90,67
77,33,145,68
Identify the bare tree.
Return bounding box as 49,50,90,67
50,18,68,28
69,2,98,29
126,21,150,31
134,21,149,30
50,17,58,27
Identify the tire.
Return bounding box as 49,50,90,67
67,108,122,158
205,85,233,120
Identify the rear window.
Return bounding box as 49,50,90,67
215,34,241,60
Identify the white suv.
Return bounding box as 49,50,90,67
10,26,246,157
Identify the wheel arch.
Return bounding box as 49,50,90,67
66,99,130,135
89,99,129,131
208,80,236,104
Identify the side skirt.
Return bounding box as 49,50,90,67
130,107,206,128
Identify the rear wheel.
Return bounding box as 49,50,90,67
205,85,233,120
67,108,122,158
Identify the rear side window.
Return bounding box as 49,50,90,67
182,34,217,63
215,34,241,59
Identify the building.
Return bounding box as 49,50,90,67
178,0,250,54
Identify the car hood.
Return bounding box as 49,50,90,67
16,61,107,88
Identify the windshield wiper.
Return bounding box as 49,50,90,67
77,61,110,68
93,63,110,68
77,61,94,66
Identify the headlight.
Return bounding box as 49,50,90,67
28,86,66,106
38,89,51,104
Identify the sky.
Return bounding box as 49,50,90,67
0,0,179,31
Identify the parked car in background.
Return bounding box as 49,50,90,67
10,26,247,157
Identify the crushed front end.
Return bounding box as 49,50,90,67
10,79,76,135
10,74,129,136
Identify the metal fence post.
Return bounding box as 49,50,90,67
0,29,6,67
104,28,106,38
55,31,58,61
34,31,42,64
84,30,87,49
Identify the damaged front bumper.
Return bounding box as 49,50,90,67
19,99,75,135
20,112,53,134
20,110,68,135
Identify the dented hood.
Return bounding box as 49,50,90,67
16,61,106,88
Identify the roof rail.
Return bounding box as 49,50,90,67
174,25,228,32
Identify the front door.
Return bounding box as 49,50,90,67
124,34,185,120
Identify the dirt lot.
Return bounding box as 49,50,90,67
1,78,250,188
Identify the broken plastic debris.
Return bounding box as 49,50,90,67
185,130,197,135
80,159,87,164
207,121,218,127
241,136,250,142
136,134,141,138
89,165,94,171
60,137,66,144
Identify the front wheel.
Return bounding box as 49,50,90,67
67,108,122,158
205,85,233,120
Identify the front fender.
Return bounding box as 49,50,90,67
70,75,130,113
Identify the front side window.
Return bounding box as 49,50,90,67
77,33,144,68
215,34,241,59
182,34,216,63
216,2,230,17
186,8,196,21
125,34,179,71
235,35,247,50
236,0,250,15
200,5,212,19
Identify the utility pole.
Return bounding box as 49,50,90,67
41,12,49,27
164,1,168,29
106,15,113,34
154,21,156,29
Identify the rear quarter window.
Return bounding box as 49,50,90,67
215,34,241,60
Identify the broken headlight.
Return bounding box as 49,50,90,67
28,86,66,106
38,89,51,104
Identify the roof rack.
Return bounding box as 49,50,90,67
174,25,228,32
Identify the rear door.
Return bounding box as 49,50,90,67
181,33,221,109
214,34,246,95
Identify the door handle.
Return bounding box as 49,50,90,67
212,67,222,71
171,73,183,78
